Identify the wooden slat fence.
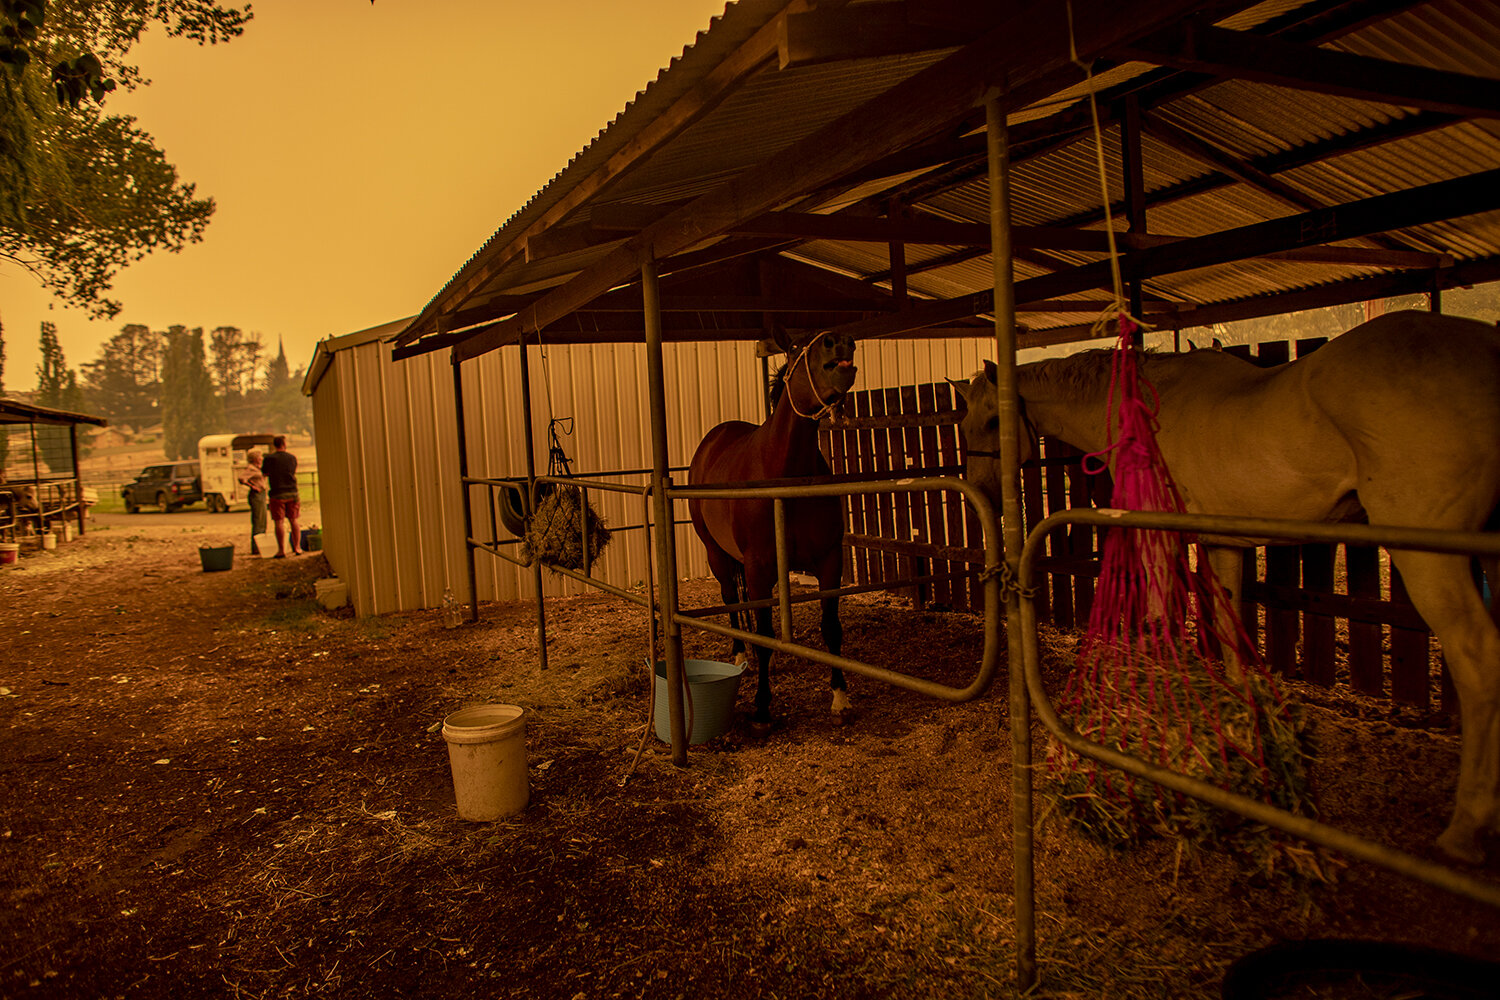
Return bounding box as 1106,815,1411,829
821,381,1113,621
824,345,1470,716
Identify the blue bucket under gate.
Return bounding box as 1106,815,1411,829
653,659,745,745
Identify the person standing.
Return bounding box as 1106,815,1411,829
261,435,301,558
238,447,268,554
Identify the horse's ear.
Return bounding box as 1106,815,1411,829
946,377,969,402
770,323,792,354
1211,337,1223,350
1187,339,1199,351
983,359,998,385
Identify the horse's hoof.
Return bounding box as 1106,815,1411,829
749,718,775,739
1436,827,1485,866
830,708,856,727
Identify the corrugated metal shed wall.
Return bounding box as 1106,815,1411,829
311,331,996,616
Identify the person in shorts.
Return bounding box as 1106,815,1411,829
261,435,301,558
237,447,268,554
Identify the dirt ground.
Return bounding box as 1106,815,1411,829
3,512,1499,999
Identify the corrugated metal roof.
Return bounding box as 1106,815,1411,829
395,0,1500,358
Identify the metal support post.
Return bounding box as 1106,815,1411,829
518,338,549,669
642,256,688,765
70,423,85,536
988,91,1036,993
452,352,481,622
774,497,793,643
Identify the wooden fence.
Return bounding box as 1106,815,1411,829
822,339,1465,716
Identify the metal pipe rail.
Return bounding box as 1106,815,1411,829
1015,506,1500,919
668,475,1005,703
460,470,1009,704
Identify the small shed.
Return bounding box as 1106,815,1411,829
1,398,109,539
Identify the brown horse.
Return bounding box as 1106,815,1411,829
954,311,1500,864
688,328,858,734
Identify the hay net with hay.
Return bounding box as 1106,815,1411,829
518,417,612,574
521,484,612,573
1045,316,1315,871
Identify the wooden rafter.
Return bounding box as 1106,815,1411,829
854,1,1440,217
1020,256,1500,349
1111,23,1500,117
777,1,982,69
817,168,1500,341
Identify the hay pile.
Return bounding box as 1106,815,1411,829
520,485,612,573
1045,643,1317,871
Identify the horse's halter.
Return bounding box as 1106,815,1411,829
963,395,1041,462
783,335,847,422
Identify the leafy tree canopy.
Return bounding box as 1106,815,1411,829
159,323,220,458
0,1,252,318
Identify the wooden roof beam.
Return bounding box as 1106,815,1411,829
1045,109,1460,232
861,1,1436,210
1022,256,1500,349
1110,22,1500,117
778,1,988,69
818,167,1500,340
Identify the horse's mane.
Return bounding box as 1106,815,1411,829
768,362,788,408
970,348,1120,396
1035,348,1119,397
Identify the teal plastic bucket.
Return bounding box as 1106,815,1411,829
199,544,234,572
653,659,745,744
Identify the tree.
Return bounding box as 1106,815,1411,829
80,322,161,424
159,324,219,459
207,324,261,399
34,317,86,461
261,364,312,438
0,1,252,318
34,318,67,402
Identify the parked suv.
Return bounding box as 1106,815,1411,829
122,462,204,513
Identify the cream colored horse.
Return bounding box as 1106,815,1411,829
955,311,1500,864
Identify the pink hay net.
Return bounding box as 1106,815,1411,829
1050,317,1300,842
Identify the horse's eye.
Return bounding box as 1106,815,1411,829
823,335,833,348
985,417,999,432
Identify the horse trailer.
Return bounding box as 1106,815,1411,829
197,433,276,513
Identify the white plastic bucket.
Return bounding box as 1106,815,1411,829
442,704,529,821
41,532,56,551
252,532,273,557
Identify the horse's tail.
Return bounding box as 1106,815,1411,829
732,565,747,609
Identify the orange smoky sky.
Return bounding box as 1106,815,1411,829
1,0,729,393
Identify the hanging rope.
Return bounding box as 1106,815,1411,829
519,336,612,573
1041,6,1317,874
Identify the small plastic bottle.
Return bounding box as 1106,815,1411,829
441,586,462,629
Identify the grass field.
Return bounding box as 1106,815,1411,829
88,475,321,515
